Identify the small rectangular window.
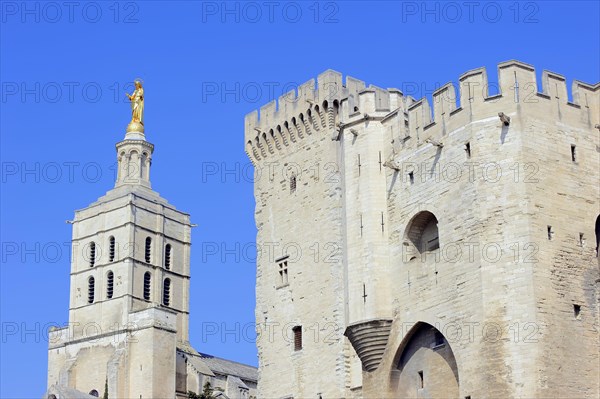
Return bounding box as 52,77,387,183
574,304,581,319
418,370,424,388
293,326,302,351
408,171,414,185
277,257,289,287
547,226,554,240
571,144,576,162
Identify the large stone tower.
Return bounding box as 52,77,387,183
244,61,600,398
46,97,258,399
46,117,193,398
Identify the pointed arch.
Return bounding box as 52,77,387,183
284,121,296,143
293,116,304,139
299,113,310,136
247,140,260,161
403,211,439,260
255,136,267,158
314,104,326,128
262,132,274,154
269,128,281,151
307,108,320,131
277,125,289,147
390,322,459,396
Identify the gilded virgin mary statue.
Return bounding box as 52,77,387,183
126,80,144,133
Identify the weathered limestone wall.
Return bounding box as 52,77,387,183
49,183,193,399
245,61,599,398
48,307,178,399
67,190,191,343
247,71,353,397
520,88,599,396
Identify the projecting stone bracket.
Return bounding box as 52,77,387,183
344,319,393,372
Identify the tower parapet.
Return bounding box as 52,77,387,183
401,60,599,153
245,60,599,165
244,70,414,164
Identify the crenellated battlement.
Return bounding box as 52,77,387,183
401,60,599,147
244,60,599,164
244,69,412,163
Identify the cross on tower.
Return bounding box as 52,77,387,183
513,71,520,103
360,214,364,237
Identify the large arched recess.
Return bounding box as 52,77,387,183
389,322,459,398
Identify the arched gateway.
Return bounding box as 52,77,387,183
390,322,460,397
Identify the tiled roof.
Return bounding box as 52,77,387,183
46,385,99,399
197,352,258,382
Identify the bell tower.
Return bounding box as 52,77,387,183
47,81,193,399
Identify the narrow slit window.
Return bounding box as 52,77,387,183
164,244,172,270
109,236,115,262
145,237,152,264
88,276,95,304
418,370,424,388
290,174,297,193
571,144,576,162
465,142,471,158
547,226,554,240
107,271,114,299
574,304,581,319
143,272,151,301
292,325,302,351
408,171,414,185
579,233,585,247
89,242,96,267
163,278,171,306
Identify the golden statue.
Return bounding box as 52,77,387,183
126,79,144,133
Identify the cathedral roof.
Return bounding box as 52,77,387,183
45,385,99,399
197,352,258,382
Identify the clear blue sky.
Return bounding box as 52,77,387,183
1,1,598,397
